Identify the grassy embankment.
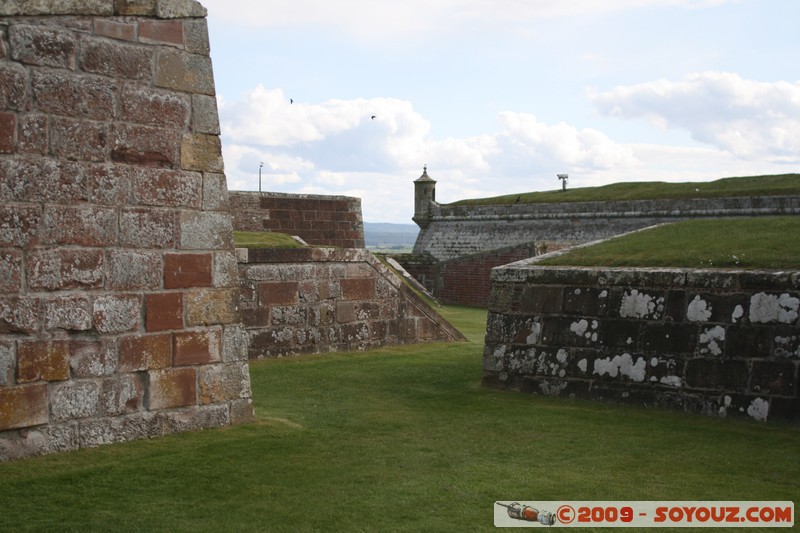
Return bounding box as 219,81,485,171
1,305,798,532
448,173,800,206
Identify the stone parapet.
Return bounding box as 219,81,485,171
484,261,800,423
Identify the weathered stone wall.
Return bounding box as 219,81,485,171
229,191,365,249
0,0,255,461
414,196,800,262
239,247,465,358
484,259,800,423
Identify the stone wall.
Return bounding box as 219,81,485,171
239,247,465,358
0,0,254,461
414,195,800,262
483,258,800,423
229,191,365,249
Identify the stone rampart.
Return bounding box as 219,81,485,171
229,191,364,249
0,0,255,461
239,247,465,357
484,258,800,423
414,195,800,262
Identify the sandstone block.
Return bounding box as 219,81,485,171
31,70,116,120
230,398,256,424
222,324,249,362
50,380,101,421
191,94,219,134
198,361,251,404
139,19,183,46
164,252,212,288
0,250,22,293
79,412,163,448
50,117,108,162
213,250,237,287
119,208,177,248
69,339,117,378
79,36,153,80
145,292,184,332
174,327,221,366
89,164,132,206
179,210,233,250
27,249,104,290
111,123,180,168
10,24,76,69
93,18,136,41
186,288,238,326
131,168,201,208
0,384,49,431
1,1,112,16
43,205,117,247
17,340,70,383
44,295,92,332
118,333,171,371
0,297,40,334
0,112,14,153
0,205,40,247
180,133,223,173
259,281,299,306
108,250,163,290
341,277,376,301
102,375,142,415
0,63,27,111
202,173,228,211
17,115,48,154
148,367,197,410
155,49,214,95
154,0,207,19
93,294,141,334
120,85,190,129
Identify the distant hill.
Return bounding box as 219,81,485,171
364,222,418,253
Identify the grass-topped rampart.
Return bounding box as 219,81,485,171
537,216,800,269
448,173,800,206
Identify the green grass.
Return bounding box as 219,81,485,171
538,216,800,269
450,174,800,206
233,231,305,248
0,306,798,532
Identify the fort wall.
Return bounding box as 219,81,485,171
0,0,255,461
238,247,465,358
483,258,800,423
229,191,365,249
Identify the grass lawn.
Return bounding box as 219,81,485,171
233,231,305,249
0,307,798,532
538,216,800,269
450,173,800,206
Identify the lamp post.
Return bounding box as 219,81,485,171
259,162,264,193
557,173,568,192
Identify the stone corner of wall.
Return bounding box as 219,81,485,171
0,0,207,18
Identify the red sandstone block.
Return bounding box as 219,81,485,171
155,49,214,96
0,158,88,204
50,117,108,162
0,297,40,334
119,208,177,248
70,339,117,378
93,18,136,41
27,249,104,291
0,383,49,431
17,340,71,383
164,253,213,289
43,205,117,247
0,205,40,248
258,281,299,306
10,24,76,69
139,20,183,46
174,328,221,366
131,168,201,208
119,333,172,372
111,123,180,168
79,36,153,80
17,115,48,154
0,250,22,293
341,278,376,301
120,86,190,129
31,70,115,121
0,64,27,111
88,164,132,206
44,295,92,332
145,292,184,332
148,367,197,410
0,112,14,153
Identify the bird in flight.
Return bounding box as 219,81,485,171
371,115,376,120
290,98,294,104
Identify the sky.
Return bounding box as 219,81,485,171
200,0,800,223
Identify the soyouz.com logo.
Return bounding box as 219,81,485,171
494,501,794,528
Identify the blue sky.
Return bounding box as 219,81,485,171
201,0,800,223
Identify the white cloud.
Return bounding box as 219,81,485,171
591,72,800,162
